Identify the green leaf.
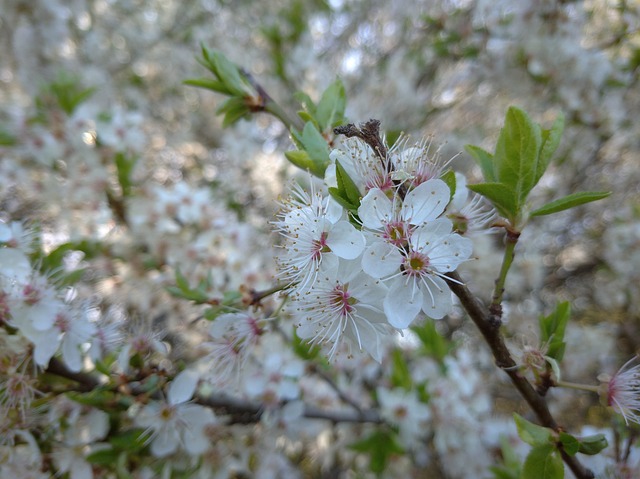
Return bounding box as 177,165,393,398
535,113,565,184
494,106,542,207
410,320,451,364
389,350,412,390
522,444,564,479
114,152,138,197
328,187,358,211
440,169,457,201
294,91,317,118
559,432,580,456
316,78,346,131
86,448,120,465
209,50,252,97
577,433,608,455
335,160,361,206
467,182,517,220
285,150,322,176
465,144,496,182
539,302,570,362
292,328,322,360
530,191,611,217
514,413,552,446
109,428,150,451
287,122,331,177
182,77,229,94
349,429,404,473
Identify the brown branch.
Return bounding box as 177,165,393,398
45,358,381,425
444,271,594,479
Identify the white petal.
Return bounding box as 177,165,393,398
151,427,179,457
358,188,392,230
362,242,402,278
33,328,61,367
62,336,83,373
420,276,452,319
402,179,450,224
427,235,473,272
384,280,423,329
168,369,200,405
326,221,365,259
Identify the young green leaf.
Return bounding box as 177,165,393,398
559,432,580,456
514,413,552,446
467,182,518,220
577,433,608,455
535,112,565,184
335,160,361,206
183,77,230,94
390,349,412,391
349,429,404,474
539,302,570,362
465,144,496,182
316,78,346,131
522,444,564,479
494,106,542,207
440,169,457,201
530,191,611,217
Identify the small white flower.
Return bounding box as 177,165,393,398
274,182,365,292
134,394,216,458
358,180,472,328
601,356,640,426
377,387,431,446
292,259,392,362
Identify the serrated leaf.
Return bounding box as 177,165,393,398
577,433,608,455
467,182,517,220
316,78,346,131
514,413,552,446
465,144,496,182
559,432,580,456
539,302,570,362
495,106,542,206
530,191,611,217
522,444,563,479
536,112,565,184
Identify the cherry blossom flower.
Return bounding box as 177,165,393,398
601,356,640,426
377,387,431,445
358,180,473,328
274,182,365,292
292,259,392,362
134,391,217,458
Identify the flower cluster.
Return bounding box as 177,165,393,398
275,133,482,361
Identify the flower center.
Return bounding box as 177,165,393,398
330,284,355,317
384,221,411,247
311,231,330,259
402,251,431,277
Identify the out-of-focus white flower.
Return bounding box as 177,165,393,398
134,393,216,458
377,387,431,446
